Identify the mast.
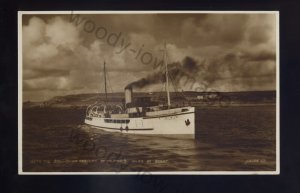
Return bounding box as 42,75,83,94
164,42,171,108
103,61,108,103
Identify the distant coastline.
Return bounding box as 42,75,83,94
23,91,276,109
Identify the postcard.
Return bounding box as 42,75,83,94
18,11,279,174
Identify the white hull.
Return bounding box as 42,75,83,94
85,107,195,137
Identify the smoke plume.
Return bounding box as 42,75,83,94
125,50,276,92
125,56,201,90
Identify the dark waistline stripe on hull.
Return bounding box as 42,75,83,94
86,124,154,131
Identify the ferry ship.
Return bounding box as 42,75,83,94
84,44,195,138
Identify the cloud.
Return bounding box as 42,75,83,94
22,13,277,101
178,14,249,47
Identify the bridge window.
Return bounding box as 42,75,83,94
181,108,189,112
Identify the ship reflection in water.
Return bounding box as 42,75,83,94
22,105,276,172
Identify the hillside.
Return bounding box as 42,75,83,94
23,91,276,109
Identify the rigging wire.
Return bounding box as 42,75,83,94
96,69,104,105
168,70,187,99
106,69,114,93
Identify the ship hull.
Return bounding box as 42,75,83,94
85,107,195,137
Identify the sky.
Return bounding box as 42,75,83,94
22,13,277,101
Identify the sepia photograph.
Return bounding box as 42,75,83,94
18,11,279,174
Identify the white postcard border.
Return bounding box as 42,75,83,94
18,10,280,175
